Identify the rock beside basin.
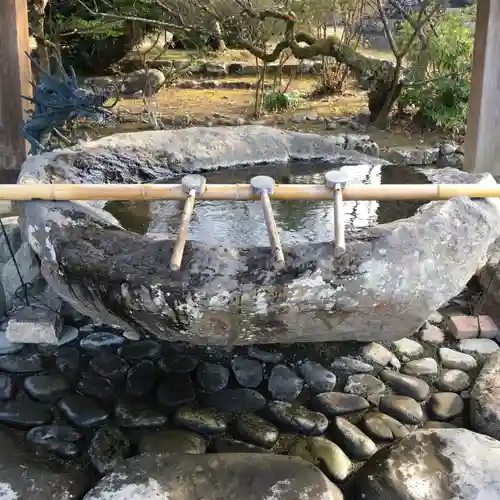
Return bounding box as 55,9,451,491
17,126,500,344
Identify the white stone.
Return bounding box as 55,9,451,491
427,311,444,324
459,338,500,356
419,323,445,344
401,357,438,376
362,343,393,366
439,347,477,371
392,338,424,360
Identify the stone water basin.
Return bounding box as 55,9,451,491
16,125,500,345
106,163,428,246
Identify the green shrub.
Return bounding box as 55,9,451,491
397,6,475,133
263,91,301,113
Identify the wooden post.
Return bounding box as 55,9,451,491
464,0,500,174
0,0,32,181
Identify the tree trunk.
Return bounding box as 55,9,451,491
31,0,50,75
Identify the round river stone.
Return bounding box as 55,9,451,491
197,362,229,392
379,369,430,401
312,392,370,416
77,372,115,401
89,355,130,383
333,417,377,460
27,425,82,458
118,340,162,363
379,395,424,425
58,394,109,428
266,401,328,435
173,405,228,435
235,413,279,448
344,374,386,398
298,361,337,392
80,332,124,355
0,400,52,428
436,369,471,392
231,356,263,388
428,392,464,421
331,357,373,374
157,374,195,408
24,374,71,403
89,425,131,475
114,399,167,428
126,360,156,397
204,388,265,413
268,365,303,401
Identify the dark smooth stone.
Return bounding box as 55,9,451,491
196,362,229,392
298,361,337,393
333,417,377,460
157,374,195,408
247,346,283,364
379,369,430,401
158,355,200,374
268,365,303,402
24,374,71,403
0,400,52,428
173,405,227,435
235,413,279,448
210,437,270,454
331,357,374,374
80,332,124,355
89,355,130,383
126,360,156,397
55,346,81,379
344,374,386,398
77,372,115,401
0,374,15,401
114,399,168,428
204,388,266,413
266,401,328,435
362,412,396,442
89,426,131,475
379,395,424,425
428,393,464,421
58,394,109,428
138,429,207,454
0,353,43,374
312,392,370,417
27,425,82,458
363,412,409,439
231,357,263,388
118,340,162,363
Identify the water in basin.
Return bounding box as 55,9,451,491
106,162,429,246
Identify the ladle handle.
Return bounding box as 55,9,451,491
261,191,285,265
333,183,346,256
170,188,196,271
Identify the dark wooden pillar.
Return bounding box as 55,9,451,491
464,0,500,174
0,0,32,181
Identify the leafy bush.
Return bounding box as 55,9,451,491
263,91,301,112
396,6,475,133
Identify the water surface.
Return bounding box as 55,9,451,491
106,162,429,247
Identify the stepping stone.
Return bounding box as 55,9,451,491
114,399,167,428
157,374,195,408
77,372,115,401
459,338,499,356
392,338,424,361
331,356,373,374
268,365,303,401
312,392,370,417
89,426,131,475
401,358,438,377
58,395,109,428
89,355,130,383
298,361,337,392
139,429,206,455
0,374,15,401
478,315,499,338
80,332,124,355
247,346,283,364
55,346,80,379
173,405,227,435
446,315,479,339
231,357,263,388
196,362,229,393
436,370,471,392
0,353,43,373
266,401,328,436
118,340,162,363
379,395,423,425
289,436,352,482
439,347,477,371
24,374,71,403
428,393,464,421
27,425,82,458
362,343,393,366
0,400,52,428
126,360,156,397
379,369,430,401
333,417,377,460
344,374,386,398
204,388,265,413
158,354,200,374
235,413,279,448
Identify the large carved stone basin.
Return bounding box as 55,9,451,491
16,126,500,345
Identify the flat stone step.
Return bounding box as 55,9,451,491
5,288,62,344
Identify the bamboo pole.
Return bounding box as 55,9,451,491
4,183,500,201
